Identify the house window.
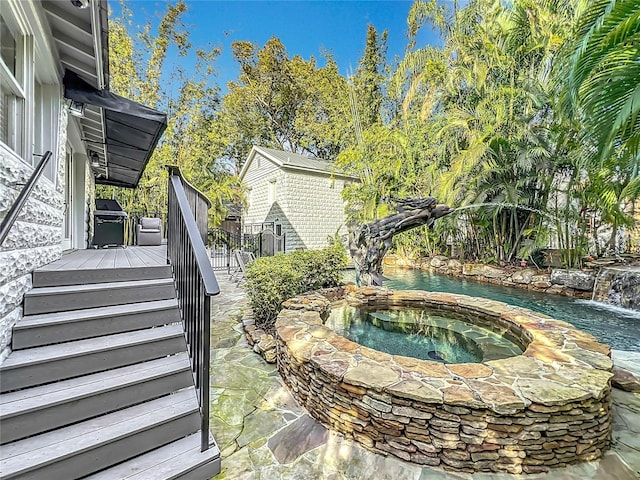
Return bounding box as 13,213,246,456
0,12,25,157
268,180,276,205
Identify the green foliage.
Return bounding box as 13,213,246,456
352,25,388,128
337,0,639,265
561,0,640,165
215,37,354,172
105,0,639,264
100,1,243,227
245,246,347,328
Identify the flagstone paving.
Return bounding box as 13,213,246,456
209,275,640,479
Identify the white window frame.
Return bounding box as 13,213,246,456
1,2,61,179
34,82,61,181
268,179,276,205
0,10,29,159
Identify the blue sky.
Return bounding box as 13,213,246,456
111,1,444,90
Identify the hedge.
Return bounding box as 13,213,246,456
245,246,347,330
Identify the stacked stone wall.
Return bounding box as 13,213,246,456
275,288,613,474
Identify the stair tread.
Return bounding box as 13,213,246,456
25,278,174,297
15,299,179,329
0,355,190,417
0,324,183,370
0,388,199,475
32,265,173,288
86,433,220,480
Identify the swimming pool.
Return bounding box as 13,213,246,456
381,267,640,352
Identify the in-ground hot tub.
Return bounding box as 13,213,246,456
325,303,526,363
275,286,613,475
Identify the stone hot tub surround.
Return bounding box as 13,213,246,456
275,286,613,475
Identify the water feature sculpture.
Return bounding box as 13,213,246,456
348,196,451,286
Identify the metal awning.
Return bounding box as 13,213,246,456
63,70,167,188
42,0,166,189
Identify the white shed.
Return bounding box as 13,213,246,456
239,146,356,252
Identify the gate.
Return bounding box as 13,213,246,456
257,228,286,257
208,228,286,271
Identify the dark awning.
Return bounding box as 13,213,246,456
63,70,167,189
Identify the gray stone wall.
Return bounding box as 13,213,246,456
387,255,595,299
0,104,68,363
85,158,95,246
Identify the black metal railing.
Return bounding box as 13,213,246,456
166,166,220,452
0,151,53,246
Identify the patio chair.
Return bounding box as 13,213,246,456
136,217,162,246
230,249,256,283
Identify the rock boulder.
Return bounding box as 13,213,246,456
550,269,596,291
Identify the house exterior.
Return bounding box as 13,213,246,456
0,3,221,477
1,0,105,362
239,146,356,252
0,0,165,362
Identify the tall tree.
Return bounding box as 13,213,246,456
215,37,353,172
353,25,388,127
100,1,242,226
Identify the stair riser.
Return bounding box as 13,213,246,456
0,369,193,444
0,336,186,393
2,412,201,480
32,266,172,288
84,434,221,480
12,307,180,349
23,284,176,315
174,460,222,480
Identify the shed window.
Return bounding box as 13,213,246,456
268,180,276,205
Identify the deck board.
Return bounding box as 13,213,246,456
39,246,167,272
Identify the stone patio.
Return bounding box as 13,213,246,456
209,276,640,479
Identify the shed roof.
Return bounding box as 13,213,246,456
239,146,356,180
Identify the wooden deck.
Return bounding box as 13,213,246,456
40,246,167,271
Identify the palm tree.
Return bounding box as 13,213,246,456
562,0,640,165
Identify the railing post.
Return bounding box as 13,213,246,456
226,231,231,273
166,166,219,452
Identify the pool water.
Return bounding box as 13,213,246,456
382,267,640,352
326,304,524,363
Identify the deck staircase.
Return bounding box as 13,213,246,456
0,261,221,479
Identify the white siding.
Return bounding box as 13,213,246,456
243,153,286,227
241,149,352,252
283,170,348,250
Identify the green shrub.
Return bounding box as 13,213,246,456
245,246,347,330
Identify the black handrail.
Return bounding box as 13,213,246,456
0,151,53,246
166,166,219,452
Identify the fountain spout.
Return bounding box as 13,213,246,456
348,197,452,286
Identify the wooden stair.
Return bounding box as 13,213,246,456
0,262,221,479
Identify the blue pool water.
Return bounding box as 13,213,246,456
326,305,524,363
381,268,640,352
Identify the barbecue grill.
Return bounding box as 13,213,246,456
93,199,128,247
